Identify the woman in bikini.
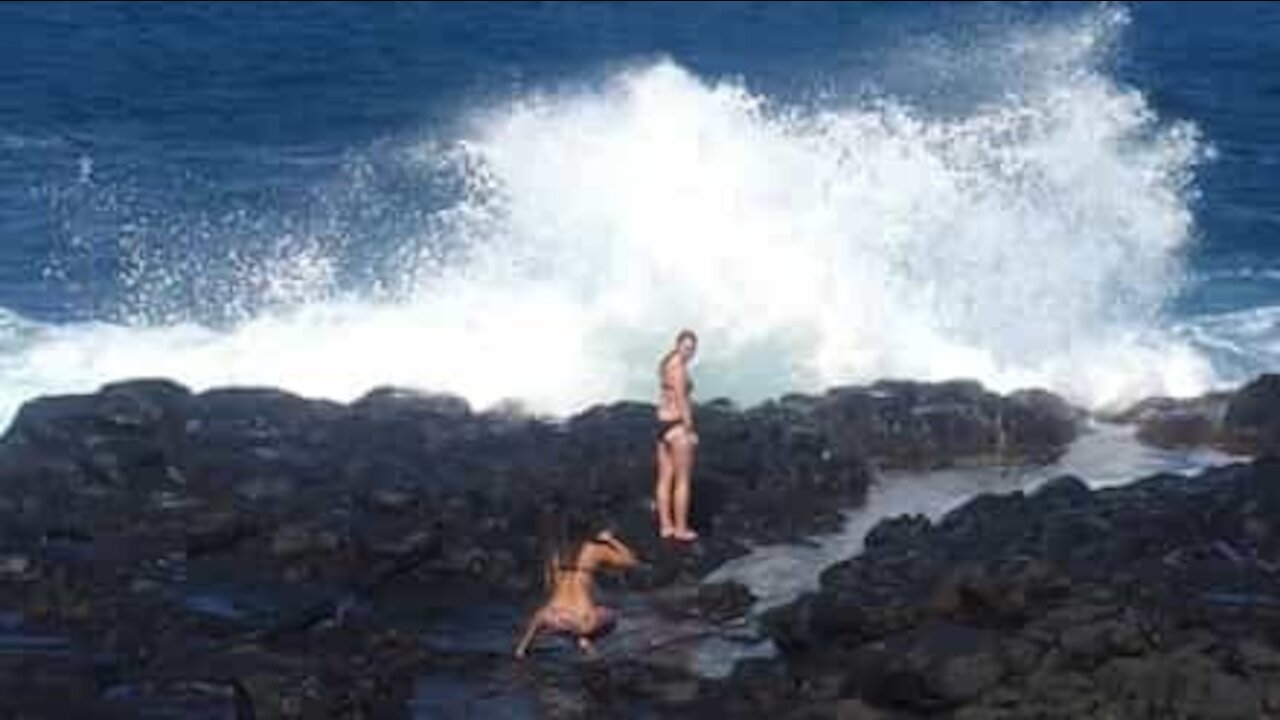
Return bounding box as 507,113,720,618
654,329,699,541
513,519,639,658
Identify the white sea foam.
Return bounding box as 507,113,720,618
0,6,1225,427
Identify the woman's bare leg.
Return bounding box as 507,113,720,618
655,438,675,538
514,608,546,658
672,430,697,541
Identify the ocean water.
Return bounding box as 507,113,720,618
1,2,1278,425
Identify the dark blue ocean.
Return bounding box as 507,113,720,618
1,1,1278,422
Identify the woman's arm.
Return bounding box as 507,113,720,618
514,608,544,658
595,531,639,568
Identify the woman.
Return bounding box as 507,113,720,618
654,329,699,541
513,519,639,658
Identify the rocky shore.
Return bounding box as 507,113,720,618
0,374,1276,718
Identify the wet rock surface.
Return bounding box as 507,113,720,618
3,374,1279,717
0,374,1146,717
1113,373,1280,458
699,458,1280,718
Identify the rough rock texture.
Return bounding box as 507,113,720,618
0,376,1081,716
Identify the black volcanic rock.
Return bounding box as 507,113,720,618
1112,374,1280,457
732,458,1280,719
1224,373,1280,456
0,376,1081,717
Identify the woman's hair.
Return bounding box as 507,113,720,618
660,329,698,376
539,511,603,590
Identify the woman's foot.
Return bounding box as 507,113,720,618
653,499,675,538
672,528,699,542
